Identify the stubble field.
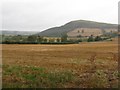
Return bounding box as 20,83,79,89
2,38,118,88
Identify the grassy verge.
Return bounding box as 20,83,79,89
3,65,73,88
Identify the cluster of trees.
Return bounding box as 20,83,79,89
2,34,77,44
2,35,43,44
87,35,112,42
87,35,102,42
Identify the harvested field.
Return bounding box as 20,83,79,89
2,38,118,88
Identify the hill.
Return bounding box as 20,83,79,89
1,30,39,36
38,20,117,37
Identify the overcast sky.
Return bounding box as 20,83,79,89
1,0,119,31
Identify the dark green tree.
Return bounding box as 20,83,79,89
94,36,102,41
43,38,47,42
87,35,94,42
11,35,22,42
77,39,82,42
37,36,43,43
27,35,37,43
56,38,60,42
61,34,68,42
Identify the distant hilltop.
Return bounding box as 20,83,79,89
37,20,117,37
1,30,39,35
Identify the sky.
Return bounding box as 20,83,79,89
1,0,120,31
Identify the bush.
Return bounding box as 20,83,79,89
94,36,102,41
87,36,94,42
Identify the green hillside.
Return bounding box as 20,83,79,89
38,20,117,37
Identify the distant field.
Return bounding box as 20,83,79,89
67,28,103,37
67,28,117,37
2,38,118,88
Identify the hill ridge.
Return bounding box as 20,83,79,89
38,20,117,37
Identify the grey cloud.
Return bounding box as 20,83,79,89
2,0,118,31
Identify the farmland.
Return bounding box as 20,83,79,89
2,38,118,88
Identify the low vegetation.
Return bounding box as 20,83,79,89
3,65,73,88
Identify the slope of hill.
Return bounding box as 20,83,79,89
1,30,39,35
38,20,117,37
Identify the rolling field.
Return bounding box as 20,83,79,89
2,38,118,88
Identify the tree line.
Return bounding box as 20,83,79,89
1,32,116,44
2,34,75,44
